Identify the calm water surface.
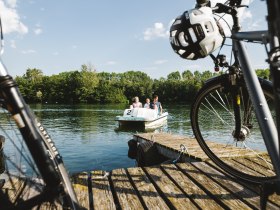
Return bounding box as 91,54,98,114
31,103,192,174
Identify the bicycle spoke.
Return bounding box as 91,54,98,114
191,76,276,183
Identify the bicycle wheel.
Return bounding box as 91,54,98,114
191,74,277,183
0,76,81,209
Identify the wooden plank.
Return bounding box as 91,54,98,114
72,172,90,209
127,167,169,209
161,164,223,209
144,165,198,209
91,170,116,210
206,160,280,208
233,157,275,177
135,133,266,160
193,161,280,209
135,133,209,160
111,168,143,210
1,176,27,204
177,162,252,209
0,176,65,209
223,159,266,177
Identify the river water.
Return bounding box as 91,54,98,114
30,103,192,174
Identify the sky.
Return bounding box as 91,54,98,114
0,0,269,79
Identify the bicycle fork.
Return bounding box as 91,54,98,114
228,68,249,142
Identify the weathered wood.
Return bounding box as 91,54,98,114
193,161,280,209
177,162,252,209
161,163,223,209
111,168,144,210
223,159,266,177
1,176,27,204
233,157,275,176
135,133,269,161
72,172,90,209
135,133,209,160
90,170,116,210
0,176,64,210
144,165,198,209
127,167,169,209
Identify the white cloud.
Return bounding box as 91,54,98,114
0,0,28,34
154,59,167,65
248,20,262,30
21,49,36,54
239,10,252,23
34,28,42,35
143,22,168,40
6,0,17,8
53,52,59,56
33,23,42,35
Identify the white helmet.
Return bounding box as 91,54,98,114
170,6,224,60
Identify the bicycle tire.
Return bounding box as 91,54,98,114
0,76,81,209
191,74,277,184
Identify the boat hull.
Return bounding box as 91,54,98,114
116,108,168,130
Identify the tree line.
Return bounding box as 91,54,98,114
14,64,270,104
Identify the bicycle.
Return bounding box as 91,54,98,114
0,19,82,210
170,0,280,200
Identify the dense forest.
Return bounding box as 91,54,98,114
14,64,270,104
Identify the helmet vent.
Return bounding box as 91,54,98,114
179,32,189,47
171,30,177,37
173,19,182,25
188,28,197,43
193,9,202,16
204,22,214,33
187,53,195,59
178,49,186,55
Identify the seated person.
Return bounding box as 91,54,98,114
149,100,158,112
144,98,150,108
150,95,162,115
131,96,142,108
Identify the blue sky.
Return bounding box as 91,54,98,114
0,0,268,79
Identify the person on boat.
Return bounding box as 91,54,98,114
150,95,162,115
130,96,142,108
144,98,150,108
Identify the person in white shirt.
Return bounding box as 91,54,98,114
144,98,150,108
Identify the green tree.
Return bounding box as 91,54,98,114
256,68,270,80
16,68,44,102
167,71,181,80
80,64,99,102
182,70,194,81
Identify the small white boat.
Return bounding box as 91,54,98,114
115,108,168,129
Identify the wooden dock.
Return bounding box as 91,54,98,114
72,161,280,209
2,132,280,209
133,133,270,161
71,133,280,209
